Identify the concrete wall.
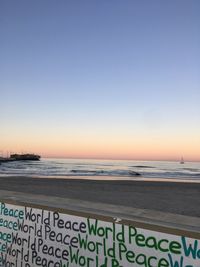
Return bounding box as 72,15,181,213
0,198,199,267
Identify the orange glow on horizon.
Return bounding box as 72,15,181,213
1,132,199,162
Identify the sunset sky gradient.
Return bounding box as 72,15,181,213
0,1,200,161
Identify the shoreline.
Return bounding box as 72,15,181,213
0,175,199,217
0,174,200,183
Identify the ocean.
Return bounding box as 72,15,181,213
0,158,200,182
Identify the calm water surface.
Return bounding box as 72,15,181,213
0,158,200,182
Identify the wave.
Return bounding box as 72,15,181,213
144,171,200,178
182,168,200,172
70,169,141,176
132,165,155,169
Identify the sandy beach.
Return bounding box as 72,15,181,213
0,176,199,217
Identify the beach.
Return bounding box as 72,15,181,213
0,176,200,217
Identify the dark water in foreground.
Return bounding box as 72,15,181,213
0,158,200,182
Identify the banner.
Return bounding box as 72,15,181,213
0,202,199,267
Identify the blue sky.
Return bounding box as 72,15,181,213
0,1,200,160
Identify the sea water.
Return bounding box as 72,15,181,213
0,158,200,182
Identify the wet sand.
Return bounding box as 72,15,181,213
0,176,200,217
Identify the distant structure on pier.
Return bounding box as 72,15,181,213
10,153,41,161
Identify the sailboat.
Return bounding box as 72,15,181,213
180,157,184,164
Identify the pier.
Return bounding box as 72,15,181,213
0,153,40,163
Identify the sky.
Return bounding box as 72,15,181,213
0,0,200,161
